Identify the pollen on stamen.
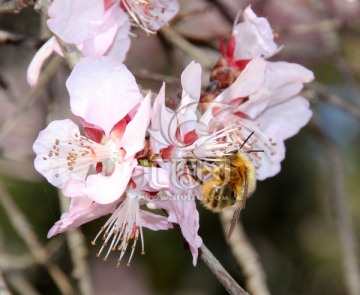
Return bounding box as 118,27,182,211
90,193,145,267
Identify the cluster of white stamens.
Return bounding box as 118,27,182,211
91,192,145,267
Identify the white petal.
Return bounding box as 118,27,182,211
33,119,88,188
82,160,137,204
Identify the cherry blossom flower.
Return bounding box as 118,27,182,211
33,56,151,204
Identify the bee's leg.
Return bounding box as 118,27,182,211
186,160,203,185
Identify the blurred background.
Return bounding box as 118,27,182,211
0,0,360,294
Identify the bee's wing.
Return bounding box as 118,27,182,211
228,175,249,238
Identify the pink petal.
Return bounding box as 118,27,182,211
140,210,173,230
255,140,285,181
81,6,119,57
67,56,141,136
106,9,131,62
27,37,56,86
233,6,278,59
82,160,137,204
61,179,88,197
214,58,267,104
47,0,105,44
256,96,312,141
120,93,151,158
238,61,314,118
48,196,116,238
33,119,88,188
132,166,169,192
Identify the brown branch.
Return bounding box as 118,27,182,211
306,82,360,121
0,0,34,13
171,221,248,294
0,182,76,295
0,56,62,142
220,211,270,295
200,244,249,295
311,122,360,295
160,26,214,69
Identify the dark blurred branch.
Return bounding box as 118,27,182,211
0,238,64,270
131,68,180,85
220,211,270,295
306,82,360,121
312,2,360,106
0,0,34,13
160,26,214,69
0,272,11,295
0,56,62,142
0,182,76,295
6,272,40,295
200,244,249,295
312,122,360,295
279,19,342,35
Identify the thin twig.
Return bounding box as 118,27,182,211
0,271,11,295
220,211,270,295
58,193,94,295
172,222,248,294
279,19,342,35
160,26,214,69
0,182,76,295
130,68,180,85
0,56,62,142
312,122,360,295
0,237,64,270
200,244,249,295
306,82,360,121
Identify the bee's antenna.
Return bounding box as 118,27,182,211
239,131,255,149
245,149,264,153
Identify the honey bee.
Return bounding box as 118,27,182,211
186,132,260,237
